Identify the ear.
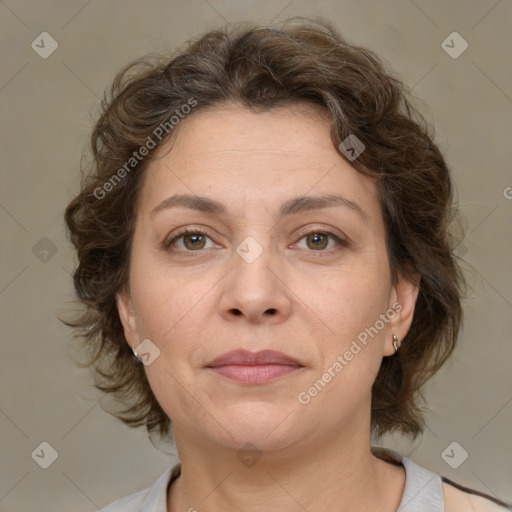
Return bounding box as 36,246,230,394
115,288,139,350
383,272,421,356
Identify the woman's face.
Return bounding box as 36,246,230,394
117,103,418,453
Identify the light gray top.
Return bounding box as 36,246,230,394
102,447,445,511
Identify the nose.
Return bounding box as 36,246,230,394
218,241,292,325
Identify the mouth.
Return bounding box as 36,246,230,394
206,349,304,385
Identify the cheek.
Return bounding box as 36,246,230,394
133,280,206,351
129,233,205,335
296,253,391,342
129,258,223,382
131,275,210,419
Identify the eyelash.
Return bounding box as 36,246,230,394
162,227,349,258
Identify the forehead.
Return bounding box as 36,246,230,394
138,104,382,227
156,102,336,167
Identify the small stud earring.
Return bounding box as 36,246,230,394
132,347,141,362
392,334,401,352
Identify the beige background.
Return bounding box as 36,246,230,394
1,0,511,510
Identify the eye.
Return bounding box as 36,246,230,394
164,228,217,253
294,229,348,253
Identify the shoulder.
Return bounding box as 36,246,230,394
102,488,148,511
443,481,511,512
101,463,178,512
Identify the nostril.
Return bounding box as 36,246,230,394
265,308,277,315
231,309,242,315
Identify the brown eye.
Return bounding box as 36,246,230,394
305,233,329,250
164,229,215,253
294,229,348,254
182,233,207,250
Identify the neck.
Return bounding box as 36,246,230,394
167,424,405,512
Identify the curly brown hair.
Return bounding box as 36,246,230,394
63,17,466,444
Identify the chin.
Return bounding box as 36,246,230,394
212,403,303,451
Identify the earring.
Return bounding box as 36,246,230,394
392,334,401,352
132,347,141,362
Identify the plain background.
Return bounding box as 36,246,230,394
1,1,511,510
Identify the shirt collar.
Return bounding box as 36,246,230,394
140,462,181,511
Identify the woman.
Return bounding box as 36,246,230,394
64,18,511,512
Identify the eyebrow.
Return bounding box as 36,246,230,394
150,193,368,225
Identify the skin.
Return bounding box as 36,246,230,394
117,103,421,512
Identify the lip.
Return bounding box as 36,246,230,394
206,349,304,385
207,349,302,367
